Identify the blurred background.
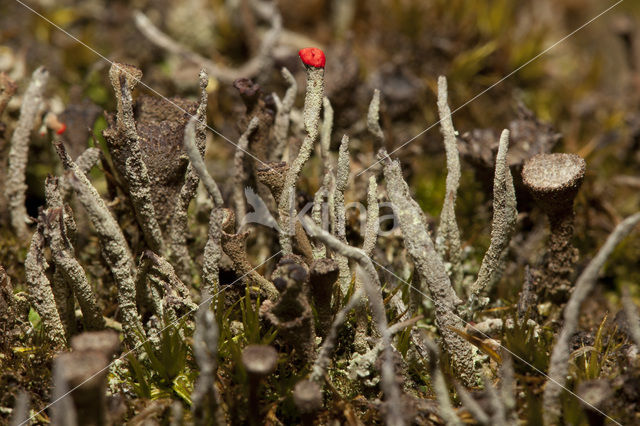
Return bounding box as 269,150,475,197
1,0,639,296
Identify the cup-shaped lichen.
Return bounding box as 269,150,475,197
522,153,586,302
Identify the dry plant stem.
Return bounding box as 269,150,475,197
45,208,105,331
311,288,364,382
320,96,333,166
25,228,67,347
279,65,324,254
424,338,462,426
6,67,48,239
543,212,640,425
334,135,351,294
380,151,477,386
54,140,144,348
455,383,490,425
272,67,296,161
108,63,165,254
192,293,226,426
303,218,405,426
233,117,260,228
469,130,517,305
435,76,463,287
621,286,640,347
60,147,102,201
184,116,224,206
362,176,379,256
169,69,209,280
133,8,281,85
367,89,384,143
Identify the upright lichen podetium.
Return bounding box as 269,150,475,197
278,47,325,254
522,153,586,304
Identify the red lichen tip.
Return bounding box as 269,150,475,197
56,123,67,135
298,47,325,69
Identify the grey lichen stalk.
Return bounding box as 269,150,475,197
362,176,379,256
184,116,224,206
311,169,332,259
435,76,463,288
54,140,144,348
272,67,296,161
303,218,405,426
367,89,384,143
59,147,102,201
43,207,105,331
380,151,477,386
25,227,67,348
320,96,334,166
182,116,227,300
6,67,49,239
543,212,640,425
168,69,209,281
468,129,517,306
105,63,165,254
279,65,324,254
233,116,260,228
334,135,352,294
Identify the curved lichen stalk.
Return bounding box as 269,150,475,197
6,67,49,239
168,69,209,281
380,150,478,386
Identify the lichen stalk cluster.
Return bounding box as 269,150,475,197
54,140,144,347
